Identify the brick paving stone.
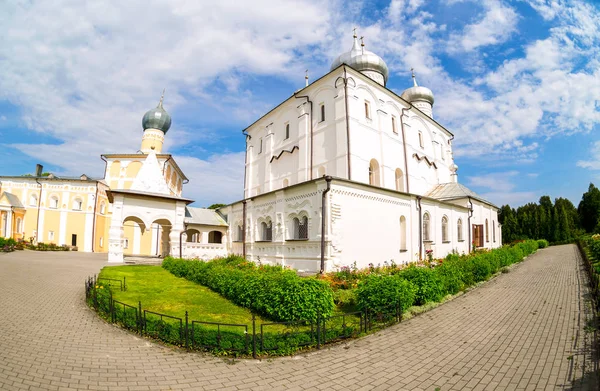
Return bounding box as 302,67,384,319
0,245,597,390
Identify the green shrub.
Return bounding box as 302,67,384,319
435,260,464,295
332,289,357,307
162,256,334,322
537,239,549,248
469,256,492,282
397,266,445,305
356,274,415,313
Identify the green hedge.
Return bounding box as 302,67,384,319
356,274,415,313
396,266,445,305
163,256,334,322
537,239,549,248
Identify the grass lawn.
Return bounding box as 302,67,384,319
98,265,272,327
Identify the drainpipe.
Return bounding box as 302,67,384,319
91,181,99,252
35,177,42,244
242,200,247,259
320,176,332,273
293,93,313,180
242,130,250,198
467,197,473,252
179,223,188,258
400,107,411,193
417,196,422,260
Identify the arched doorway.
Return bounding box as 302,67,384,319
122,216,147,256
152,218,172,257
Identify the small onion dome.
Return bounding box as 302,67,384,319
450,163,458,173
331,35,389,86
400,71,434,106
142,93,172,134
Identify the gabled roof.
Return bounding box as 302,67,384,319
425,182,498,209
130,150,172,195
0,192,24,208
185,207,228,227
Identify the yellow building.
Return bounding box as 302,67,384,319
0,95,228,260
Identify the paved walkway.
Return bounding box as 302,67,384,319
0,245,597,391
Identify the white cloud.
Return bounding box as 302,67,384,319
0,116,6,121
177,152,246,207
577,141,600,170
446,0,519,53
466,170,519,192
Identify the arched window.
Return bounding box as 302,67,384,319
283,179,289,188
208,231,223,244
285,123,290,140
485,219,489,242
369,159,380,186
364,101,371,119
419,131,424,148
100,202,106,215
72,198,83,211
29,194,38,207
318,166,326,177
457,218,463,241
292,216,308,240
320,104,325,122
392,116,398,134
236,225,244,242
395,169,404,192
261,221,272,241
49,196,59,209
399,216,407,251
442,216,448,242
493,220,496,242
423,213,430,241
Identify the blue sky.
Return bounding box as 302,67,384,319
0,0,599,208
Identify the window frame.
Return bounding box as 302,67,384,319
285,123,290,140
364,100,371,119
418,131,424,149
441,216,449,243
457,218,464,241
423,213,431,242
392,115,398,134
319,103,325,122
49,196,59,209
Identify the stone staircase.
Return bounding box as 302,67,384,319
123,256,164,266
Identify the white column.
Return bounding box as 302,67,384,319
6,210,13,238
108,194,124,263
133,222,141,255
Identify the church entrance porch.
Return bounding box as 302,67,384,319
106,190,191,263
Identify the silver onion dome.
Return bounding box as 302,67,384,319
142,92,172,134
400,71,434,106
331,35,389,86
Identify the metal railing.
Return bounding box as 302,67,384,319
85,276,405,358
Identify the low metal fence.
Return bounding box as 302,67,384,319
85,275,405,358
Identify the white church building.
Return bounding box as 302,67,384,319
218,34,501,272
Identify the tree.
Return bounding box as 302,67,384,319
207,203,226,210
578,183,600,233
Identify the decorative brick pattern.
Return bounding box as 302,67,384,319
0,245,596,390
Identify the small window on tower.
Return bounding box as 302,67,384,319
320,104,325,122
259,138,263,154
285,123,290,140
419,131,424,148
365,101,371,119
392,116,398,134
